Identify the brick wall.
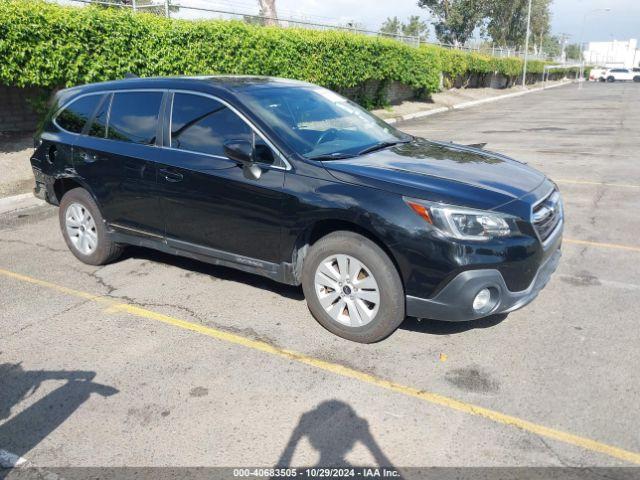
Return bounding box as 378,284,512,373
0,85,46,133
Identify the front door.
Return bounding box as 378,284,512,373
156,92,286,264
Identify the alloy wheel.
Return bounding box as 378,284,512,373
65,202,98,255
314,254,380,327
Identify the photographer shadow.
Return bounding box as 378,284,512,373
0,363,118,471
276,400,394,468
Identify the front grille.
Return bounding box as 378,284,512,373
532,189,562,242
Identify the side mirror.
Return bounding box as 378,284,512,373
223,139,263,180
224,140,254,164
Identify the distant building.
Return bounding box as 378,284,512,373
583,39,639,68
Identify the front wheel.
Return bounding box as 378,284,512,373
634,76,640,83
302,231,405,343
607,76,615,82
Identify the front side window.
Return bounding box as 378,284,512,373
170,93,253,158
55,94,103,134
238,86,411,159
107,91,163,145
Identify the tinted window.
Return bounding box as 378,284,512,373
88,94,111,138
107,91,163,144
56,95,102,134
171,93,252,158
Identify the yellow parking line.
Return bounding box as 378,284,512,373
1,266,640,465
565,238,640,253
556,179,640,189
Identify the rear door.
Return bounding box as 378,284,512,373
74,90,166,236
43,93,105,191
155,91,286,264
622,69,635,80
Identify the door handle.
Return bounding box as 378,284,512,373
159,168,183,183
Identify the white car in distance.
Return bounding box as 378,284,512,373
601,68,640,82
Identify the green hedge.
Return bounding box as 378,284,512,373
0,0,578,107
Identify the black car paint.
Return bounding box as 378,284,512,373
31,76,561,320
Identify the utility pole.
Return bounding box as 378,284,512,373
558,33,570,64
165,0,170,18
522,0,533,87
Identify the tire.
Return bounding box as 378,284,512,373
301,231,405,343
607,76,615,83
634,76,640,83
59,188,123,265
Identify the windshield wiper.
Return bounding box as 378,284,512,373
307,152,357,161
357,139,411,156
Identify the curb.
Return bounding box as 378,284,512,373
0,192,45,215
385,80,573,124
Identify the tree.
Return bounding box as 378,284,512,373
417,0,486,46
244,7,268,26
541,35,562,58
380,16,402,36
485,0,551,50
485,0,527,48
258,0,278,26
565,43,582,61
402,15,429,40
530,0,551,53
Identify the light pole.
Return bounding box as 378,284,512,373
577,8,611,87
522,0,533,87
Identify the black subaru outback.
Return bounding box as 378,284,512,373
31,76,563,343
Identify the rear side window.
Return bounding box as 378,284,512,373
170,93,252,157
55,95,103,134
107,91,163,145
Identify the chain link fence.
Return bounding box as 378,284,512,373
59,0,550,60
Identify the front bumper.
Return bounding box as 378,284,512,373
406,247,561,322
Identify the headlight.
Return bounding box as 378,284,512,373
404,197,519,241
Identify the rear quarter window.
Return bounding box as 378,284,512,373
55,94,103,134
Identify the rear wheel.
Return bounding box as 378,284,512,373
634,76,640,83
59,188,123,265
302,231,405,343
607,76,615,82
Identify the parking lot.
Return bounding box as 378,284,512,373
1,81,639,469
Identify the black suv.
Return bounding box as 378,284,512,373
31,76,563,343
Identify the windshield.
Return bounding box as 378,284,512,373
238,86,411,159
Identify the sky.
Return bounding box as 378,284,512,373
58,0,640,44
170,0,640,44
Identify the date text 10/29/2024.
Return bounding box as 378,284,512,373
233,468,401,478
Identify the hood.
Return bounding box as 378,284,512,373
322,138,547,211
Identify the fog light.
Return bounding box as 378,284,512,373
473,288,493,313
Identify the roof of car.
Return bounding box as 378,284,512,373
62,75,314,98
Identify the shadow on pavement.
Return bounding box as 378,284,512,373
276,400,394,468
0,363,118,469
400,313,508,335
123,246,305,301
